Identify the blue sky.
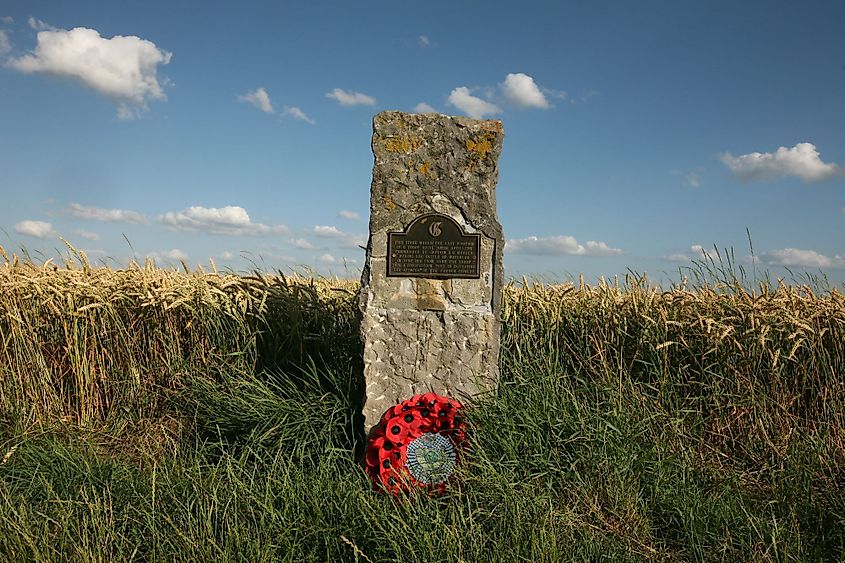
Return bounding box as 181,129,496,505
1,1,844,286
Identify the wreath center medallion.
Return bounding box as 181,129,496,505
406,433,456,485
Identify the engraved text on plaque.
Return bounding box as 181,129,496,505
387,214,481,279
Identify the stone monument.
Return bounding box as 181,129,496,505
359,111,504,432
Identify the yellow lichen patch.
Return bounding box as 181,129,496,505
466,132,496,159
481,120,504,134
383,194,396,210
418,162,433,176
465,132,498,170
381,135,422,154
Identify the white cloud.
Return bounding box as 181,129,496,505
337,210,360,221
219,250,234,260
313,225,344,238
690,245,712,259
762,248,845,269
316,253,337,264
326,88,376,106
159,206,289,236
2,16,14,25
73,229,100,241
292,238,313,250
238,87,274,114
418,35,432,47
505,235,622,256
720,142,840,182
282,105,315,124
68,203,146,223
165,249,187,260
500,73,550,109
583,241,624,256
8,26,171,118
0,30,11,55
413,102,436,113
662,245,711,263
447,87,502,119
14,220,56,239
27,17,53,31
147,248,188,262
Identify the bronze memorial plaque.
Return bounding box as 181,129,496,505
387,213,481,279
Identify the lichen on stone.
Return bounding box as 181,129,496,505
361,111,505,432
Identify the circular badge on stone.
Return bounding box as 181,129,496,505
365,392,467,495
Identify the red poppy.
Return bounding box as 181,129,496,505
365,393,467,495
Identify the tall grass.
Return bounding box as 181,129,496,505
1,249,843,561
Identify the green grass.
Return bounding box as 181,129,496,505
1,254,843,561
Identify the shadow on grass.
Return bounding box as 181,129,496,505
186,274,366,460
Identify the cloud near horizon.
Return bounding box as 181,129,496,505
506,235,622,257
662,244,711,263
661,245,845,270
159,205,288,236
762,248,845,269
14,220,56,239
146,248,188,262
721,142,840,182
8,25,171,119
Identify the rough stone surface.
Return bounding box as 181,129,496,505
359,111,504,432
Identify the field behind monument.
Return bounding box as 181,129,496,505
1,248,843,561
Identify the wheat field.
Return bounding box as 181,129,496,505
1,247,843,561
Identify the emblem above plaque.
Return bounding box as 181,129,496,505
387,213,481,279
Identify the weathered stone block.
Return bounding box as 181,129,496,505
359,111,504,431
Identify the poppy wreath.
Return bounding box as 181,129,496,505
365,392,467,495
